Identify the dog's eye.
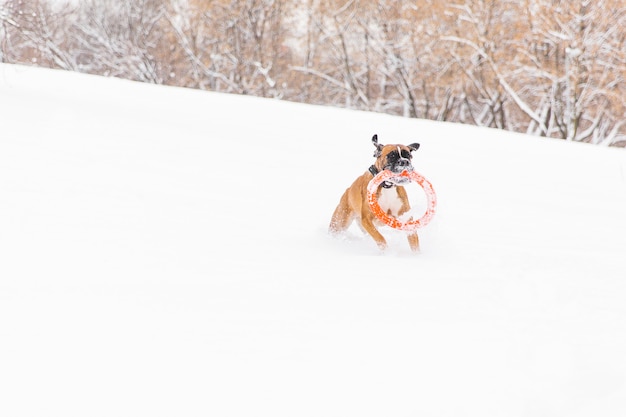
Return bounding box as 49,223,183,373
401,150,412,159
386,151,399,162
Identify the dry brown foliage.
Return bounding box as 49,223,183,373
2,0,625,145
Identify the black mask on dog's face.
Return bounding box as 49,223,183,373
371,134,420,175
384,147,413,173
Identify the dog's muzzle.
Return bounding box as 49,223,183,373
386,159,413,174
394,158,413,172
385,161,413,184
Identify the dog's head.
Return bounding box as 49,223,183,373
371,134,420,180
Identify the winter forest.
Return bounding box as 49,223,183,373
1,0,626,147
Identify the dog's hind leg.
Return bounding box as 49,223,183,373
329,193,353,234
329,211,352,234
407,232,420,252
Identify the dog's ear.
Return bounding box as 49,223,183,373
372,134,384,157
408,143,420,152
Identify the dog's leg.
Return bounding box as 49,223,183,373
407,232,420,252
329,193,353,234
360,214,387,250
395,186,420,252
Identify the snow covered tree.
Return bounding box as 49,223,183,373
1,0,76,69
173,0,291,97
67,0,168,83
440,0,626,145
539,0,626,145
2,0,625,146
290,0,371,109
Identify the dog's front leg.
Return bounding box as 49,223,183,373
407,232,420,252
396,187,420,252
360,214,387,250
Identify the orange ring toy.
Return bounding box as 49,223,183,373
367,170,437,231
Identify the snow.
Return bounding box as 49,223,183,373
1,63,626,416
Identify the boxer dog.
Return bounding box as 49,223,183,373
329,134,421,252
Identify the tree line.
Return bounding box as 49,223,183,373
2,0,625,146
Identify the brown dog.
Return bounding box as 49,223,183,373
329,135,422,251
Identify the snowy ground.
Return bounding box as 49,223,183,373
1,63,626,417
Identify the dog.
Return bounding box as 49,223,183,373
329,134,421,251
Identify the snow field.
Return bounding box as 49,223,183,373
1,64,626,416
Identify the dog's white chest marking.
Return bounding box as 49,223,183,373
377,187,403,217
